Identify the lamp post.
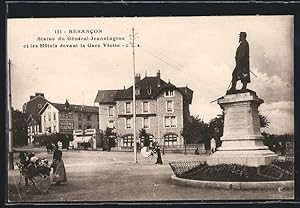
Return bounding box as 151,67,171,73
8,59,14,170
131,27,137,163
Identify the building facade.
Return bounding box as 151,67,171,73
22,93,48,143
94,71,193,149
39,100,99,135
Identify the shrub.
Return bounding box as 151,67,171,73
171,160,294,182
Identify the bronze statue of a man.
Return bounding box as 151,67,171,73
227,32,250,94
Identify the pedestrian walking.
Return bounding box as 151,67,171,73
210,138,216,154
154,143,163,164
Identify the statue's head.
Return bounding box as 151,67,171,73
239,32,247,42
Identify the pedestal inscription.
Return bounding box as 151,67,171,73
207,91,278,167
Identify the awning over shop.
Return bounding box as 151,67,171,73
82,136,92,143
73,136,83,143
73,136,92,143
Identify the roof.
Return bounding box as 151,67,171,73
22,95,48,116
115,76,175,100
26,114,40,125
39,102,99,115
178,87,193,104
94,90,122,104
94,75,193,103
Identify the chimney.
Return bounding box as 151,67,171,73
35,92,44,97
157,70,161,88
65,99,70,111
30,95,35,100
135,73,141,83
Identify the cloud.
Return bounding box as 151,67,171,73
259,101,294,135
250,68,294,103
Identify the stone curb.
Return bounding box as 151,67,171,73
170,174,294,190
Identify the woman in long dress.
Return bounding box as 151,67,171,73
51,149,67,185
155,145,163,164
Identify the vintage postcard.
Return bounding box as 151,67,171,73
7,16,294,203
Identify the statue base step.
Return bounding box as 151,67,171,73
206,149,278,167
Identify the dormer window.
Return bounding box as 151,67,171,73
146,87,152,95
135,87,140,96
165,90,174,97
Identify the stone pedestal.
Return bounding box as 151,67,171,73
207,90,278,167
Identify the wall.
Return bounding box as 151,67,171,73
41,104,59,134
156,89,184,146
73,111,99,130
98,103,118,131
114,90,184,147
116,99,158,138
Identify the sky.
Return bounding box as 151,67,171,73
7,16,294,135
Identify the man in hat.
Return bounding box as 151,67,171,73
227,32,250,93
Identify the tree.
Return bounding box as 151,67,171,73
12,109,28,146
181,112,270,150
181,115,210,144
139,128,150,147
34,133,72,148
259,114,270,129
208,114,224,148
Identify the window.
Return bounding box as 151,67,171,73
48,113,51,121
166,101,174,113
142,102,149,113
108,106,114,117
38,104,42,108
143,117,149,129
47,127,51,133
126,118,132,129
53,113,56,120
165,90,174,97
44,115,46,122
78,123,82,129
164,134,178,146
123,135,134,147
146,87,152,95
78,114,82,121
108,120,115,128
87,114,91,121
125,102,132,114
53,126,57,132
140,135,154,147
171,117,177,127
164,116,177,128
87,125,92,129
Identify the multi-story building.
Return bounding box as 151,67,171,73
39,100,99,135
22,93,48,143
94,71,193,149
